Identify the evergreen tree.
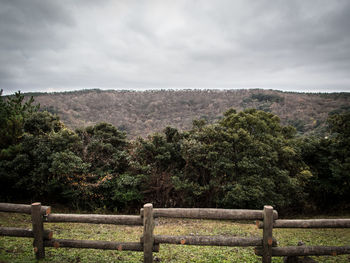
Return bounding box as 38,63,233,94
303,112,350,210
177,109,311,209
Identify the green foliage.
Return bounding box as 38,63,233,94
175,109,308,210
242,93,284,113
99,173,145,212
0,90,39,150
1,90,349,213
0,129,88,202
131,127,185,207
24,111,62,135
287,119,306,133
75,123,137,210
251,93,284,103
302,112,350,210
77,122,129,176
0,100,89,203
49,150,89,178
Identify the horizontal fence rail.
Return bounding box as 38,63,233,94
44,239,159,252
256,216,350,262
46,213,143,225
0,227,53,239
258,219,350,228
0,202,50,215
140,208,278,220
150,235,277,247
255,246,350,257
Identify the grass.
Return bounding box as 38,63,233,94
0,212,350,262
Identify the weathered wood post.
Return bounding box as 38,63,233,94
262,205,273,263
31,202,45,259
143,203,154,263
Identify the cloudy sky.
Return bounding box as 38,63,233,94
1,0,350,95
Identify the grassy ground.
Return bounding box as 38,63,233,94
0,212,349,263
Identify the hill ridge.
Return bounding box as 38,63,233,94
25,89,350,138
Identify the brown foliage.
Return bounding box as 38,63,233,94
30,89,350,138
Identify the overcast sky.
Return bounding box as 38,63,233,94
1,0,350,95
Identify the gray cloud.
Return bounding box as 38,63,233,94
1,0,349,95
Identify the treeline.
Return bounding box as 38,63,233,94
1,91,349,213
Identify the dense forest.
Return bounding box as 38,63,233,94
29,89,350,138
1,91,349,214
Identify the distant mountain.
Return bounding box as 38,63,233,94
27,89,350,138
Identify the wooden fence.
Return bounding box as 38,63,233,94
255,217,350,262
0,202,349,263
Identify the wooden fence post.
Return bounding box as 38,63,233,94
31,202,45,259
262,205,273,263
143,203,154,263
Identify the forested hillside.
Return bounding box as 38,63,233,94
28,89,350,138
1,91,349,214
